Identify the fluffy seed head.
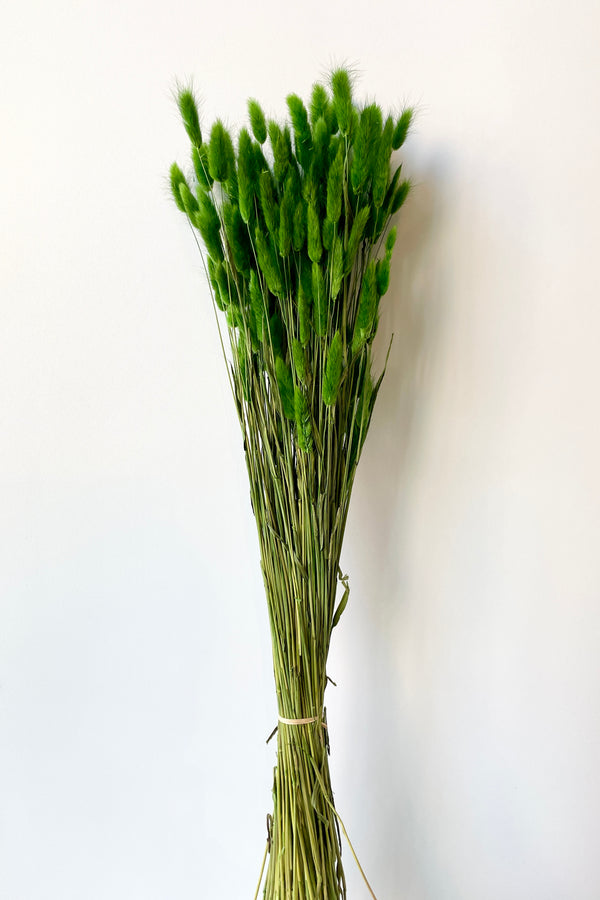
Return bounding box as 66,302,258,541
326,143,344,225
177,87,203,146
376,257,390,296
322,331,343,405
287,94,312,169
331,68,353,136
372,116,394,208
292,338,308,384
307,201,322,263
310,83,329,125
194,192,223,261
351,104,383,194
312,262,327,336
294,387,313,451
170,162,187,212
352,260,377,353
385,225,397,255
208,120,235,183
237,128,257,223
390,179,411,214
392,108,413,150
248,99,267,144
191,144,213,191
275,357,295,420
298,283,312,345
179,181,199,216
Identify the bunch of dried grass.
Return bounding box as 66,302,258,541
170,67,413,899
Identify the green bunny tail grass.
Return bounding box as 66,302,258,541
249,269,266,334
376,257,390,297
331,68,353,136
248,98,268,144
292,198,307,252
237,128,257,224
383,163,402,208
322,218,335,252
235,329,251,400
322,331,343,405
330,237,344,299
207,257,227,311
310,82,330,126
351,259,377,353
285,163,302,202
298,282,312,345
351,364,375,463
390,179,411,214
223,202,251,274
252,140,269,176
345,205,371,272
310,117,330,195
372,117,394,209
213,258,234,309
291,338,308,384
259,169,279,237
268,312,284,358
275,356,295,419
255,227,283,296
294,386,313,451
326,142,344,225
208,120,235,183
278,186,294,258
179,181,199,216
176,86,203,147
287,93,312,170
307,202,322,262
328,133,342,166
385,225,397,255
312,261,327,336
170,163,188,212
269,121,292,184
299,254,313,300
326,103,339,136
191,144,213,191
194,193,223,261
392,107,413,150
351,104,383,194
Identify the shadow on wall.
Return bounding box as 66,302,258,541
338,153,452,897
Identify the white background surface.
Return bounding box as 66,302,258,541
2,1,599,898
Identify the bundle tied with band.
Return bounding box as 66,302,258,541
169,65,413,900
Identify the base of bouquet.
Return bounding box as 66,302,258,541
263,715,346,899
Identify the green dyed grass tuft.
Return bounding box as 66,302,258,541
294,386,313,451
392,107,414,150
351,104,383,194
208,120,235,183
248,98,268,144
169,162,188,212
287,93,312,170
322,331,343,405
275,356,295,419
310,82,329,125
331,67,353,135
391,178,411,214
352,259,378,353
176,86,203,147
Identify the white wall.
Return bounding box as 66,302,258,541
1,1,599,898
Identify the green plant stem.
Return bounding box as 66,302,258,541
264,721,345,900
